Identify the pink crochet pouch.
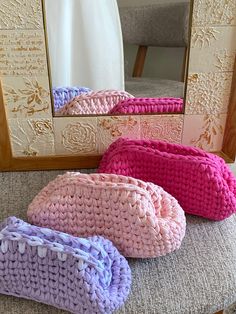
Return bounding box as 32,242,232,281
109,97,183,114
56,90,134,115
98,138,236,221
28,173,186,258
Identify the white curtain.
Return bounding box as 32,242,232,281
44,0,124,91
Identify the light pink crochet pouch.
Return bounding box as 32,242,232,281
109,97,183,114
56,90,134,115
98,138,236,221
28,173,186,258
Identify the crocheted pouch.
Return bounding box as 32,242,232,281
28,173,186,258
0,217,131,314
57,90,134,115
98,138,236,221
53,87,92,111
109,97,183,114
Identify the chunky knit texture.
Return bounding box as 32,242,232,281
57,90,134,115
109,97,183,114
28,173,186,258
98,138,236,221
53,87,92,111
0,217,131,314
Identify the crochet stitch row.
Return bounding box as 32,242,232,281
109,97,184,114
28,172,186,258
57,90,134,115
0,217,131,314
0,217,107,271
98,138,236,220
53,86,92,111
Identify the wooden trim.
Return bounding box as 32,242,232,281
214,310,224,314
0,80,12,170
132,45,148,77
183,0,194,101
2,155,101,172
41,0,56,116
215,151,234,164
181,47,188,82
222,56,236,162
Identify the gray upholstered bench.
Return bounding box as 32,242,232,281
119,2,190,98
124,77,184,98
0,170,236,314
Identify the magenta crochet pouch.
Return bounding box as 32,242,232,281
0,217,131,314
109,97,183,114
98,138,236,221
28,173,186,258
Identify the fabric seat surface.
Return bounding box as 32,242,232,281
0,170,235,314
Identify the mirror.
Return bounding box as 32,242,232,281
43,0,192,116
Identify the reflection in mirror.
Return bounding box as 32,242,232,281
43,0,192,116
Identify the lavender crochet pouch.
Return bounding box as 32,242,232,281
0,217,131,314
53,87,92,111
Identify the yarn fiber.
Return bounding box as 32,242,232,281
0,217,131,314
109,97,183,114
28,173,186,258
53,87,92,111
98,138,236,221
57,90,134,115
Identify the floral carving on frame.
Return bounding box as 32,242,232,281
98,116,140,154
32,119,53,136
191,114,224,150
3,78,50,117
0,0,43,30
186,73,233,114
191,27,219,48
193,0,236,26
140,116,183,143
214,50,236,72
62,122,97,154
9,118,54,157
99,116,138,137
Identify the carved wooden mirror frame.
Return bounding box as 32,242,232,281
0,0,235,171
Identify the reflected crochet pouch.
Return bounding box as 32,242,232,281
28,173,186,258
109,97,183,114
57,90,134,115
0,217,131,314
98,138,236,221
53,86,92,111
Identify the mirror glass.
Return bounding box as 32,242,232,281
43,0,192,116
